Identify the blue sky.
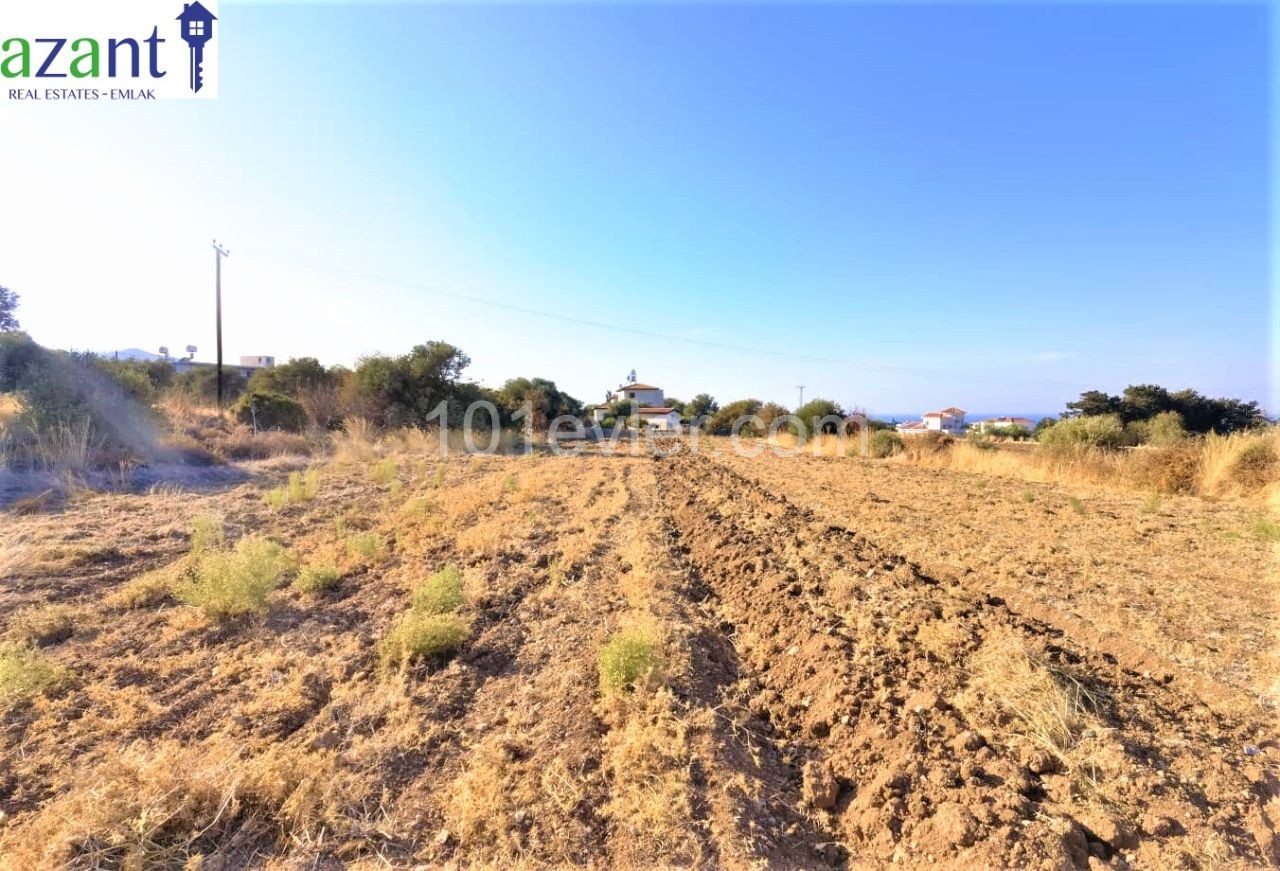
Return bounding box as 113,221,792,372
0,1,1270,416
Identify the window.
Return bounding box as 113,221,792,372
189,21,205,36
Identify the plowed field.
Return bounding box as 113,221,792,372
1,445,1276,868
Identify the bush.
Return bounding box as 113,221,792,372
0,335,161,468
598,629,662,695
378,612,470,667
176,536,295,618
870,430,903,458
0,642,66,700
295,565,342,595
412,564,464,614
1128,444,1200,494
346,532,385,563
1227,438,1276,490
170,366,248,404
903,430,953,459
1037,414,1127,450
232,391,307,433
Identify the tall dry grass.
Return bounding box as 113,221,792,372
903,428,1279,501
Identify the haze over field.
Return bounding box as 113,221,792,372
0,2,1269,414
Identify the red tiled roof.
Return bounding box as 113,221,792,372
619,383,661,391
636,407,677,414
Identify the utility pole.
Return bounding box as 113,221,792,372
796,385,806,408
212,239,230,410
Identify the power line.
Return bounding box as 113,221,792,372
245,253,1088,392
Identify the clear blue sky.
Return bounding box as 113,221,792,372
0,1,1270,416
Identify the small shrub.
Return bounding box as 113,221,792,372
870,430,903,458
598,629,662,695
369,458,397,486
502,474,519,493
0,642,66,700
231,391,307,433
1068,497,1085,515
265,469,319,509
346,531,385,563
295,564,342,595
1020,490,1035,504
1037,414,1127,450
176,537,295,618
1140,493,1161,514
412,564,464,614
189,514,225,558
432,464,446,488
378,612,470,667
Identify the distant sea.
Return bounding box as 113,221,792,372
870,412,1056,424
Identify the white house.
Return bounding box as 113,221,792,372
590,375,674,426
635,407,681,431
922,407,966,434
614,381,665,407
171,354,275,380
972,416,1034,433
895,420,929,436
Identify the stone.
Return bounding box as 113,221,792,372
802,760,841,810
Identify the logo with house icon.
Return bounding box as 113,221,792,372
176,1,217,93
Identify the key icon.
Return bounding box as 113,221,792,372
176,2,217,94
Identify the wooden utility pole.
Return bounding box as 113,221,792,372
212,239,230,409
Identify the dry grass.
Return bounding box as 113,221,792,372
332,417,381,464
598,687,700,864
368,457,398,486
0,738,343,868
106,566,178,611
961,625,1106,781
0,530,33,578
5,603,76,646
904,428,1280,501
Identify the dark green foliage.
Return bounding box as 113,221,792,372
1064,385,1265,434
0,286,18,332
793,398,845,436
171,366,248,404
870,429,904,458
707,398,763,434
681,393,718,423
496,377,583,430
247,357,340,398
0,335,160,464
757,402,790,431
345,342,472,427
233,391,308,433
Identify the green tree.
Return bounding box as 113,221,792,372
347,342,472,427
172,366,248,404
0,286,18,332
496,377,583,430
247,357,338,398
1065,390,1121,418
1119,384,1173,423
707,398,762,434
793,398,845,436
682,393,718,422
757,402,790,431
